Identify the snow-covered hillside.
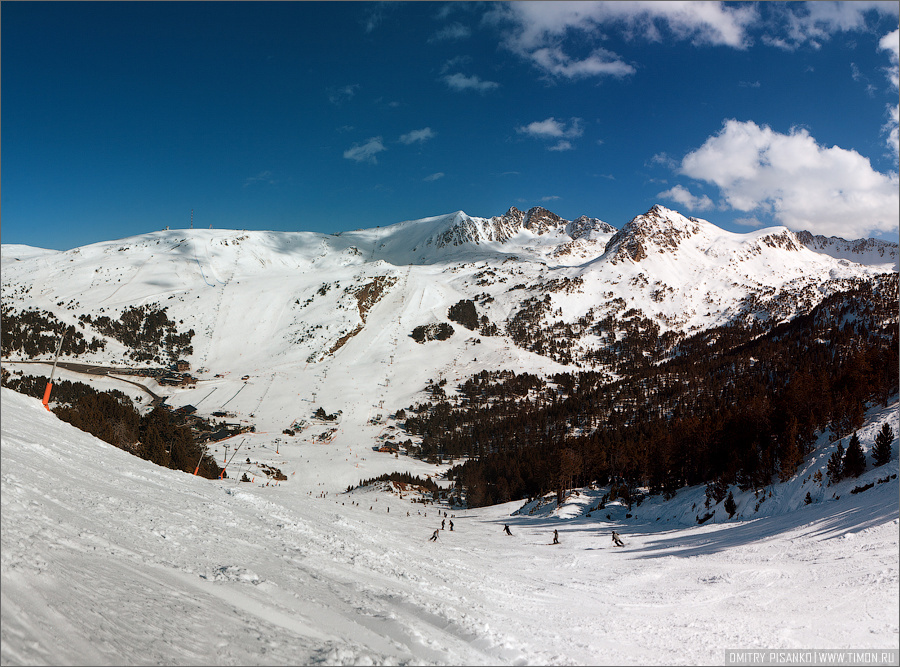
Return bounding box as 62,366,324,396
2,387,897,665
1,204,892,437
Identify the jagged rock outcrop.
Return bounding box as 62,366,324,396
603,205,702,264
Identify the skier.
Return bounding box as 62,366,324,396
503,524,513,536
441,519,446,530
612,530,624,547
429,529,439,542
449,519,454,531
552,529,559,545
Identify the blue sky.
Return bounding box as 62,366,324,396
3,1,898,251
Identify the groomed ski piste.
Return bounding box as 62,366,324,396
2,386,897,666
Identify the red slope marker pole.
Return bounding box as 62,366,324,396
219,438,245,479
42,332,67,411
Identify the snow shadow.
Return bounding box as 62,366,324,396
630,486,898,560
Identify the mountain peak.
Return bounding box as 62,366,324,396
603,204,702,263
522,206,565,235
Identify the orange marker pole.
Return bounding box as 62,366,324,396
42,332,67,411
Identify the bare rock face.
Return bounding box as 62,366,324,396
522,207,565,235
603,205,702,264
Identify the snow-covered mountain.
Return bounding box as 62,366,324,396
794,229,898,269
1,204,893,434
2,205,898,664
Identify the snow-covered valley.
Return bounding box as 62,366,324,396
2,387,897,665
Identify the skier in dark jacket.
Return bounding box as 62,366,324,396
552,529,559,544
503,524,513,536
429,529,439,542
449,519,454,531
612,530,624,547
441,519,445,530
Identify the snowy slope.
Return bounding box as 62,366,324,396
795,230,898,271
2,204,892,440
2,387,898,665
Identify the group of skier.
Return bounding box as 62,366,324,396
431,521,625,547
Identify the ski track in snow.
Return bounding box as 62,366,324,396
2,388,898,666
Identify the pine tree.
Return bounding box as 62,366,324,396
872,423,894,467
724,490,737,517
826,443,844,485
842,432,866,479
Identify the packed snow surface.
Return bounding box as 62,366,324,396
2,388,897,665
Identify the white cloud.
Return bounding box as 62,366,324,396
517,117,583,139
678,119,899,237
399,128,436,145
548,140,574,152
657,184,714,211
424,172,444,182
343,137,386,164
647,152,678,169
880,28,900,87
763,2,898,50
879,29,899,157
441,73,500,93
517,117,583,151
529,45,634,80
486,1,757,79
430,22,471,42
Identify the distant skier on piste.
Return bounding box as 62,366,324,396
441,519,445,530
429,529,439,542
552,529,559,545
503,524,513,536
612,530,624,547
449,519,454,531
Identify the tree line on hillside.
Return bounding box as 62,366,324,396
394,274,898,508
1,306,105,357
82,304,194,364
1,302,193,365
1,370,221,479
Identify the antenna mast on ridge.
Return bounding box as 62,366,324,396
191,209,194,229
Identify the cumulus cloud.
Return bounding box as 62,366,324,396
678,119,899,237
399,128,436,145
657,184,714,211
486,1,757,79
343,137,386,164
880,28,900,88
441,72,500,93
